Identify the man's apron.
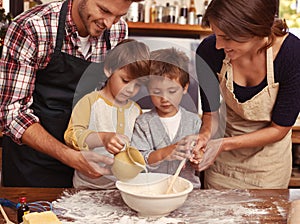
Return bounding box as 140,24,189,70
204,47,292,189
2,0,110,187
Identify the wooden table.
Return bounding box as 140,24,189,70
0,187,300,223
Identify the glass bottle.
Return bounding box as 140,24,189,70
204,0,209,12
188,0,196,25
17,197,30,224
163,3,176,23
149,0,157,23
173,1,180,24
178,0,188,24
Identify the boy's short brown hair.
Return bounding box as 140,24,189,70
104,39,150,79
150,48,190,88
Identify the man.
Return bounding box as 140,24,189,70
0,0,143,187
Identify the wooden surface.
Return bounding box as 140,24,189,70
127,22,212,38
292,126,300,144
0,187,300,223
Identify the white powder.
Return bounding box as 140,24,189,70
52,189,287,224
52,190,184,224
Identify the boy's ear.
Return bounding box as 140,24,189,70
183,83,189,94
104,68,111,77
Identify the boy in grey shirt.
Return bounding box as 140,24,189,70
131,48,202,188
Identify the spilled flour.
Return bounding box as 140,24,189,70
52,190,183,224
52,189,287,224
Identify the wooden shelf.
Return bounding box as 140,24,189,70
292,126,300,144
127,22,212,38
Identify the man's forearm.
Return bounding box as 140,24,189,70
21,123,74,165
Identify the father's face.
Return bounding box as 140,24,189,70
77,0,132,37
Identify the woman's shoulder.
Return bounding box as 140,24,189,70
277,33,300,59
275,33,300,74
196,35,225,73
196,35,217,55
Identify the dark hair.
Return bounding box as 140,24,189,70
202,0,288,50
150,48,190,88
104,39,150,79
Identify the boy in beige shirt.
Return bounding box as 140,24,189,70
64,39,150,189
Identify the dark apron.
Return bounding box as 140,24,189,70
2,0,110,187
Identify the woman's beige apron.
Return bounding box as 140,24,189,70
204,47,292,189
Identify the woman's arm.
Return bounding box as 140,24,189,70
221,122,292,151
195,122,292,172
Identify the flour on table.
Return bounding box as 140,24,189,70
52,190,184,224
52,189,287,224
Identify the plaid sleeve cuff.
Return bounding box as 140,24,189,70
4,112,40,144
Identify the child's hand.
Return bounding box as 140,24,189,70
99,132,129,154
165,144,190,161
167,136,197,161
173,135,199,160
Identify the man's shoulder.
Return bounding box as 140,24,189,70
109,17,127,37
14,1,62,25
111,17,127,29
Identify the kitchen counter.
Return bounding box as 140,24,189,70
1,187,300,223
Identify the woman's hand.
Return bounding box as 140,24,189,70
176,134,209,163
195,138,224,172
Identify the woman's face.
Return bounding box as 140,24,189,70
75,0,131,37
148,76,188,118
211,22,265,60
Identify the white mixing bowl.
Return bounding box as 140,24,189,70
116,173,193,217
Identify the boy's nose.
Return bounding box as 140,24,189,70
126,83,136,93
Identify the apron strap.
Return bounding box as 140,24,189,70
219,57,234,91
104,30,111,50
55,0,68,52
266,47,275,85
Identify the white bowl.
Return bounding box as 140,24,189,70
116,173,193,217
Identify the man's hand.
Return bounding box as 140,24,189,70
75,150,114,178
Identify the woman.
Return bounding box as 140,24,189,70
193,0,300,189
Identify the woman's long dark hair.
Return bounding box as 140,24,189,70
202,0,288,50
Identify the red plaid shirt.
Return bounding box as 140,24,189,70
0,0,127,143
